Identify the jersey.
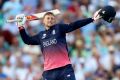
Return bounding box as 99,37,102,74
19,18,93,71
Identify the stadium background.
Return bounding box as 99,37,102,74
0,0,120,80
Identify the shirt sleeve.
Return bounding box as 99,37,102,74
59,18,94,33
19,27,40,45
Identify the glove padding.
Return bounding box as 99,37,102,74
93,9,102,21
15,14,26,27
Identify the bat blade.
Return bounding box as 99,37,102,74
26,9,61,20
6,9,61,23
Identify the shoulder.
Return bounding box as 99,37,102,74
39,30,45,35
57,23,68,26
55,23,69,28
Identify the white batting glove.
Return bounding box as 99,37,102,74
15,14,26,27
93,9,102,21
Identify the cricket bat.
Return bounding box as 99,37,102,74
6,9,61,23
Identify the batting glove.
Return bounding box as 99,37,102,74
93,9,102,21
15,14,26,27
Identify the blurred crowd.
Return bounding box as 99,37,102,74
0,0,120,80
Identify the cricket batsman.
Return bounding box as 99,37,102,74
15,6,115,80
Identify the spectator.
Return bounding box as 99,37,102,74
0,63,8,80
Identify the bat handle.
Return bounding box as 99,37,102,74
6,19,18,23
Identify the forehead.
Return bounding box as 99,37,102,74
44,14,55,18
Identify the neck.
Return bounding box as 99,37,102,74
45,26,50,30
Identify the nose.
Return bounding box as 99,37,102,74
48,18,53,23
49,19,52,22
49,18,53,21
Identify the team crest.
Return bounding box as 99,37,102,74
102,11,105,14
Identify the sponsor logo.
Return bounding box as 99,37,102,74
42,33,46,39
67,74,71,77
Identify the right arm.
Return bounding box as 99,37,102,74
19,27,40,45
16,14,40,45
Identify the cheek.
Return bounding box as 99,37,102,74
43,20,48,24
51,20,56,23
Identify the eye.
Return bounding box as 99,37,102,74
51,17,54,20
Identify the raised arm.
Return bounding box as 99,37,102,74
59,18,93,33
19,27,40,45
59,10,101,33
16,14,40,45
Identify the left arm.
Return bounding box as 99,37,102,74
59,9,101,33
59,18,94,33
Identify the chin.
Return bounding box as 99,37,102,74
49,24,54,27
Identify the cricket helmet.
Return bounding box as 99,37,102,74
99,6,116,23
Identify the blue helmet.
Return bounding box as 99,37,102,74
99,6,116,23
